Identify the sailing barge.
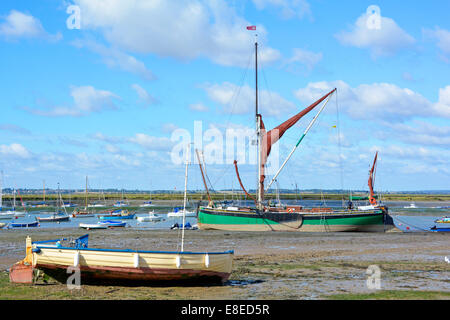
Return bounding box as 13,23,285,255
197,37,394,233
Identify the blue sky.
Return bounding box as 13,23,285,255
0,0,449,192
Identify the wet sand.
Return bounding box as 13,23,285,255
0,227,449,299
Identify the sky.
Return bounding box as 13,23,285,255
0,0,449,192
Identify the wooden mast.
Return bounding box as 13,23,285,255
255,36,264,210
195,149,213,207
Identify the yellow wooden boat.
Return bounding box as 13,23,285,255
10,235,234,285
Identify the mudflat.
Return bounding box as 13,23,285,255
0,228,449,300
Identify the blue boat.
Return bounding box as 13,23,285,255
98,220,127,228
7,221,39,228
99,214,135,220
431,225,450,232
113,201,128,207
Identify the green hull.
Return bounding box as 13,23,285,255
198,207,394,232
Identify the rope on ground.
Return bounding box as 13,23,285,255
392,215,431,232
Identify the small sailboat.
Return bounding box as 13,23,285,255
98,209,135,220
167,146,197,218
403,203,417,209
0,188,27,219
430,216,450,232
88,189,107,207
36,183,70,222
113,190,129,207
72,176,95,218
137,211,163,222
0,176,27,219
140,201,153,207
79,223,108,230
7,220,40,229
167,207,196,218
36,180,49,207
98,220,127,228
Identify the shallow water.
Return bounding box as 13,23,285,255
3,199,449,233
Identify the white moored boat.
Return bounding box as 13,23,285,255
137,211,163,222
167,208,197,218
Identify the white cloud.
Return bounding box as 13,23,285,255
131,84,157,106
161,123,179,133
286,48,322,71
0,124,31,135
72,39,156,80
25,85,121,117
433,86,450,117
0,143,31,158
73,0,280,67
252,0,312,20
294,80,450,121
423,27,450,62
129,133,174,151
0,10,61,41
189,103,210,112
381,120,450,147
205,82,296,117
90,132,122,144
335,11,415,57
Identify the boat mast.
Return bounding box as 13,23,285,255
0,170,3,209
255,36,263,210
195,149,213,207
85,176,88,210
181,143,190,252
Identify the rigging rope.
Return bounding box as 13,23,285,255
392,215,431,232
335,90,345,206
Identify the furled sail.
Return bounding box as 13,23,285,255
368,151,378,205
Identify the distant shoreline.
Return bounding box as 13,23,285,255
2,193,450,202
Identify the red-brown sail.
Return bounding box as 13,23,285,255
258,88,337,197
368,151,378,205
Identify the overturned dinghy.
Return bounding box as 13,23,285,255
10,235,234,285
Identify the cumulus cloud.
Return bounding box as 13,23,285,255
204,82,296,117
285,48,323,72
423,26,450,62
381,120,450,147
72,39,156,80
189,103,210,112
252,0,312,20
131,84,158,106
294,80,450,121
129,133,174,151
335,10,415,57
24,85,121,117
73,0,280,67
0,124,31,135
0,10,61,41
0,143,31,158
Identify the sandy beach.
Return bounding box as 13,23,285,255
0,226,449,300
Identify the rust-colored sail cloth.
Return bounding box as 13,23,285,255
259,89,336,195
368,151,378,205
